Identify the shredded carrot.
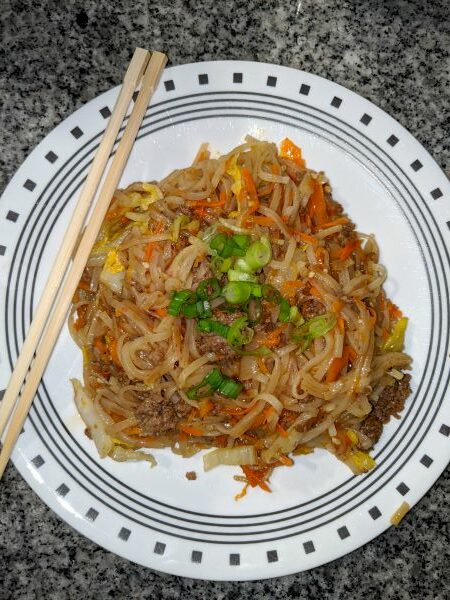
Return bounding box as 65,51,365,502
317,217,349,229
263,405,276,421
347,346,357,362
259,325,286,348
387,300,403,320
94,337,108,354
294,230,318,246
153,308,167,317
337,316,345,334
276,423,289,437
326,346,351,383
271,163,281,175
241,466,272,492
241,168,260,224
107,337,121,366
144,242,155,261
198,399,214,418
281,280,303,299
278,454,294,466
193,207,207,218
339,239,361,260
214,435,228,447
308,180,328,227
279,138,306,168
77,280,91,291
180,425,204,436
234,483,249,501
105,207,124,221
186,198,226,208
309,285,322,299
331,299,344,313
315,246,326,264
178,432,188,443
248,216,275,227
258,357,269,374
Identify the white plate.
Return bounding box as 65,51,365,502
1,61,449,581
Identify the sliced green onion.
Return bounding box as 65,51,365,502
243,236,272,271
227,316,254,347
227,269,258,283
262,284,282,303
291,313,337,351
289,306,300,322
182,299,212,319
203,368,224,389
210,233,227,253
232,234,251,250
196,278,221,300
168,289,194,316
185,368,243,400
235,257,255,273
197,319,230,337
279,297,291,323
250,284,262,298
217,378,243,399
222,281,253,304
221,237,246,258
211,255,232,276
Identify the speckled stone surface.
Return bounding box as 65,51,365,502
0,0,449,598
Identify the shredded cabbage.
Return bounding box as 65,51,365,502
109,446,156,467
261,429,302,463
344,449,376,474
71,379,157,466
100,249,125,294
72,379,114,458
203,445,256,471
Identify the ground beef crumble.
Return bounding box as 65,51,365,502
135,391,191,436
359,374,412,445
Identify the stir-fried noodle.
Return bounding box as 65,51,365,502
70,137,411,494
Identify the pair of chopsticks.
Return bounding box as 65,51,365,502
0,48,167,479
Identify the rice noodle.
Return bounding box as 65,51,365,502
69,137,412,486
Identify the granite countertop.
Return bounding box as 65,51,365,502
1,0,449,598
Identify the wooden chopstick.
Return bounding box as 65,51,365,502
0,47,150,439
0,50,167,478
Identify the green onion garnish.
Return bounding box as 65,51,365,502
226,316,254,347
210,256,232,276
196,278,221,300
279,297,291,323
243,236,272,271
261,284,282,303
197,319,230,337
168,289,195,316
185,368,243,400
227,269,258,283
291,313,337,351
210,233,227,253
232,234,251,250
182,299,212,319
217,378,242,399
210,233,250,258
222,281,253,304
